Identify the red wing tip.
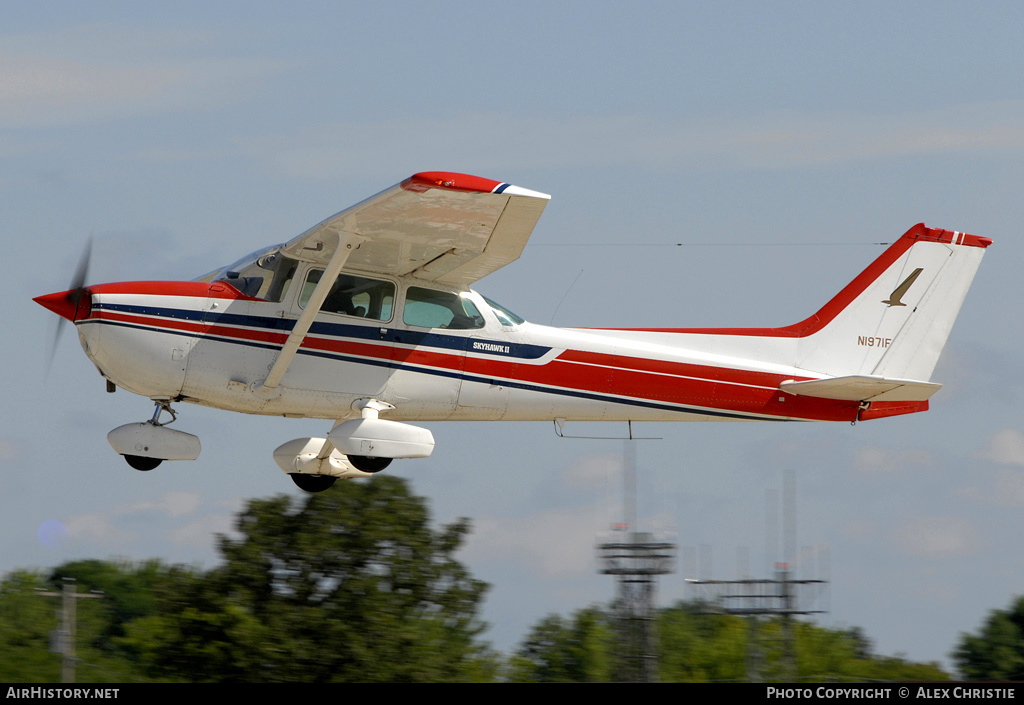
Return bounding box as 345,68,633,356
403,171,504,194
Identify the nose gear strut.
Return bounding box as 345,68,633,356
150,400,178,427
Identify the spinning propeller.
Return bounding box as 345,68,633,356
35,239,92,374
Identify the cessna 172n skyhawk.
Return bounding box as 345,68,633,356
35,172,991,492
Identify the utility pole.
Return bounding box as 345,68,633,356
36,578,104,683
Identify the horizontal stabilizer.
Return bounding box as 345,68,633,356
779,376,942,403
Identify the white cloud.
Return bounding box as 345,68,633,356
0,24,290,128
0,440,19,464
63,491,205,546
842,519,877,539
465,506,603,578
169,513,235,547
979,428,1024,467
958,468,1024,507
65,511,130,545
561,452,621,491
158,491,203,518
957,430,1024,506
912,581,960,606
236,101,1024,181
118,491,203,519
0,53,187,119
853,445,933,473
895,516,979,558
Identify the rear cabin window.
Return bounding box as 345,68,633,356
403,288,485,330
300,270,395,322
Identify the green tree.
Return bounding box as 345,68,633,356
123,476,491,682
954,596,1024,680
118,564,267,681
507,607,614,682
658,601,748,682
0,478,492,683
0,572,62,682
47,559,165,660
509,601,948,682
0,566,157,683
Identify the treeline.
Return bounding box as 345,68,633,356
507,605,948,682
1,478,493,683
0,476,1006,682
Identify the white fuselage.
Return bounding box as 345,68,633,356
75,270,847,426
62,223,991,429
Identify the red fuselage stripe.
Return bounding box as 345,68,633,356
89,305,864,421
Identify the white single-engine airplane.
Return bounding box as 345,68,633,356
36,172,991,492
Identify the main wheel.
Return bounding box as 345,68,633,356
125,455,163,471
290,474,337,492
348,455,392,473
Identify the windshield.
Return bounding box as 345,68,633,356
483,296,526,326
202,244,298,301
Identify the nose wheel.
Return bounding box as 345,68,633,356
125,455,162,471
124,402,175,470
125,403,177,470
108,400,201,470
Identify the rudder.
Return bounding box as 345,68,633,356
793,224,991,380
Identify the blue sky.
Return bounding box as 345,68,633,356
4,2,1024,670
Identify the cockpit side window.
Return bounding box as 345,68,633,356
299,269,395,322
403,287,485,330
211,246,297,303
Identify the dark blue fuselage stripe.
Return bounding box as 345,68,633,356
83,318,774,422
93,302,551,359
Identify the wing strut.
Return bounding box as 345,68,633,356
257,231,365,395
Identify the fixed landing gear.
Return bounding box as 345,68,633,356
347,455,393,473
107,400,201,470
290,474,337,492
320,398,431,475
125,455,162,471
125,402,175,471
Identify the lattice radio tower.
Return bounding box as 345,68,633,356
685,469,828,682
596,440,676,682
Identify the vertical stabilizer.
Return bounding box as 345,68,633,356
793,224,990,380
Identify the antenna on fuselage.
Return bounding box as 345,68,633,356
548,267,584,325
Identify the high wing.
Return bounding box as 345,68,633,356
279,171,551,288
260,172,549,393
